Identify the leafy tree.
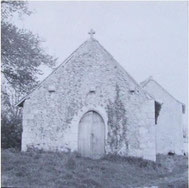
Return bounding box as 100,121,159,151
1,22,56,94
1,0,57,149
1,0,31,19
1,1,57,94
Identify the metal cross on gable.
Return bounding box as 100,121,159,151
88,29,95,38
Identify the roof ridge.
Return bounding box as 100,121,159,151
141,77,184,105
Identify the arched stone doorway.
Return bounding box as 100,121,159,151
78,111,105,159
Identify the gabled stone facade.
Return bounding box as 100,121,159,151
18,37,156,161
141,77,185,155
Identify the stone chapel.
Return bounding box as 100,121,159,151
17,31,161,161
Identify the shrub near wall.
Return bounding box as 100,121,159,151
1,114,22,150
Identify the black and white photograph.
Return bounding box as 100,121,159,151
1,1,188,187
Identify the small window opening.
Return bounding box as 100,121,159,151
155,101,162,124
89,90,95,94
129,90,135,93
89,86,96,94
182,104,185,114
48,85,55,92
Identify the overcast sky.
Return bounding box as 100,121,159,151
14,1,188,120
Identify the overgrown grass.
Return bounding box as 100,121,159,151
1,149,188,188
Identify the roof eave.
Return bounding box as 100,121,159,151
16,98,26,107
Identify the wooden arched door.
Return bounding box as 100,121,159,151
78,111,105,159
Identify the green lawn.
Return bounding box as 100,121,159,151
1,149,188,188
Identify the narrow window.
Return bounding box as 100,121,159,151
155,101,162,124
182,104,185,114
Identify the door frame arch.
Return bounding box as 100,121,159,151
72,105,108,152
78,110,105,157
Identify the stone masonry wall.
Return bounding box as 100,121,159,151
22,39,156,161
142,80,184,155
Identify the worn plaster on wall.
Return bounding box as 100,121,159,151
21,38,156,161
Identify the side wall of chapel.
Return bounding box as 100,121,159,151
142,81,184,155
